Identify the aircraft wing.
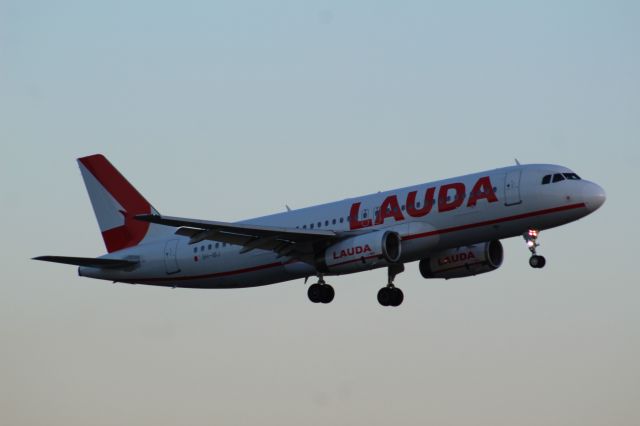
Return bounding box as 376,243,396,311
136,214,344,258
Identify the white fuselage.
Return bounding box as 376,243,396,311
80,164,605,288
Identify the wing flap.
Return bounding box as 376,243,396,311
136,214,342,259
136,214,336,240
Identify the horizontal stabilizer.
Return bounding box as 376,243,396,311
33,256,138,269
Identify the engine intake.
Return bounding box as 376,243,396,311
419,240,503,279
320,231,402,274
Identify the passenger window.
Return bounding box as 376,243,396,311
310,224,314,229
215,243,219,248
542,175,551,185
552,173,565,183
325,220,328,226
208,244,212,250
340,217,344,223
317,222,321,228
193,247,197,253
332,219,336,225
200,246,205,252
303,225,307,229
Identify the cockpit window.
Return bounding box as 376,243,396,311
563,173,581,180
543,172,581,185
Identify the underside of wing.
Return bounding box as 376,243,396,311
136,214,343,259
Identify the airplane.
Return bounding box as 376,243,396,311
34,154,606,307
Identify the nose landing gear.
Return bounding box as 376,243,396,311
307,276,335,304
524,229,546,268
377,264,405,307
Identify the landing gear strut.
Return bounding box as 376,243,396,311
377,264,405,307
308,276,335,304
524,229,546,269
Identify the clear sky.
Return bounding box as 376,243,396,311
1,1,638,425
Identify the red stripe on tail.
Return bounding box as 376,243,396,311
78,154,152,252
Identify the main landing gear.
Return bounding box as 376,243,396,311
307,276,335,304
377,264,405,307
524,229,546,269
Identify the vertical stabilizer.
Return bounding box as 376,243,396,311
77,154,166,253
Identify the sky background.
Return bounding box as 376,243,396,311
1,1,638,425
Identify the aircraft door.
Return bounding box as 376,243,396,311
163,239,181,274
504,170,522,206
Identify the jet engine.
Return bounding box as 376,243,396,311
319,231,402,274
419,240,503,279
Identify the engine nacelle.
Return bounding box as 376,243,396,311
320,231,402,274
419,240,503,279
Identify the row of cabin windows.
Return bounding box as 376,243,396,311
193,242,229,253
299,217,347,230
295,186,499,229
541,173,581,185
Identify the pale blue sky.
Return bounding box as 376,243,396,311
1,1,638,425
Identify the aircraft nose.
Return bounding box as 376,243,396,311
582,181,606,212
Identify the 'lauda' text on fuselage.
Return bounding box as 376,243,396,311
349,176,498,230
333,244,373,260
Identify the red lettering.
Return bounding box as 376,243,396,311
438,251,476,265
438,182,465,212
467,176,498,207
375,195,405,225
406,187,435,218
349,202,372,230
333,244,373,260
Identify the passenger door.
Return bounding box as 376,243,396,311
504,170,522,206
163,239,181,274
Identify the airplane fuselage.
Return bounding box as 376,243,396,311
79,163,605,289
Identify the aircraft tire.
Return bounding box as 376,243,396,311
377,287,391,306
308,284,322,303
320,284,335,304
529,255,546,269
390,287,404,307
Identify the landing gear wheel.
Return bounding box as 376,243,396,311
524,230,547,269
377,287,392,306
308,284,322,303
377,286,404,307
378,264,405,307
308,282,335,304
320,284,334,304
389,287,404,307
529,255,546,269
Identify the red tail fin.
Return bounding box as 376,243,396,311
78,154,158,253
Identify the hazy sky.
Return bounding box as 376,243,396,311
1,1,638,425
